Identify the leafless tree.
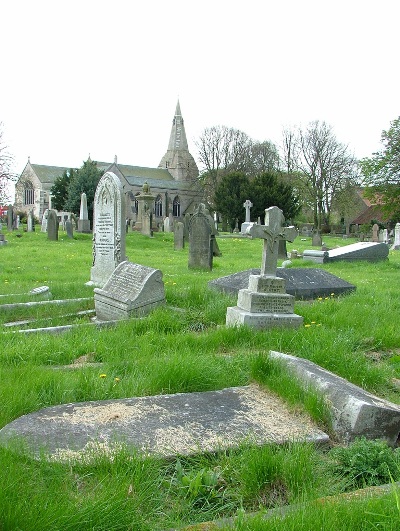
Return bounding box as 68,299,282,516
281,121,358,231
0,123,16,204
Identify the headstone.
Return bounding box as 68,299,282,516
65,220,74,239
312,230,322,246
241,199,254,234
136,182,155,237
0,223,7,246
47,209,59,241
163,216,170,233
27,210,34,232
391,222,400,250
372,223,379,242
378,229,384,243
174,221,185,250
41,209,48,232
209,267,356,300
77,193,91,233
383,228,388,243
90,172,126,287
188,204,213,270
226,206,303,329
94,261,165,321
7,204,13,231
303,242,389,263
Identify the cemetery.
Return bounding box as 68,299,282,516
0,216,399,529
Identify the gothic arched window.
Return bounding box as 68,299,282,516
23,181,34,206
155,195,162,217
172,196,181,217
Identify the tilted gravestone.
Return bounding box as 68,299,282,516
174,221,185,250
47,209,59,241
188,204,213,270
226,206,303,329
94,261,165,321
90,172,126,287
303,242,389,263
77,192,91,233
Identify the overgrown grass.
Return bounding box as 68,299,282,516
0,229,400,529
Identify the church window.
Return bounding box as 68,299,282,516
172,196,181,217
155,195,163,217
133,193,140,214
23,181,34,205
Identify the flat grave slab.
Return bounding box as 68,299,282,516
0,385,328,462
303,242,389,263
209,268,355,299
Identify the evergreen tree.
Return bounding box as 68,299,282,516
64,159,104,221
214,172,250,230
50,169,75,211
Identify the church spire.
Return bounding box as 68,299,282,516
159,100,199,182
167,99,189,151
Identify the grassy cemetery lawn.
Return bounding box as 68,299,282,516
0,229,399,530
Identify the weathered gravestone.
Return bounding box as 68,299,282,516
372,223,379,242
209,268,356,300
41,209,48,232
90,172,126,287
7,204,14,231
188,204,213,270
136,182,155,237
391,222,400,250
226,206,303,329
77,192,91,233
65,220,74,239
94,261,165,321
0,222,7,246
174,221,185,250
303,242,389,263
47,209,59,241
27,210,34,232
312,230,322,246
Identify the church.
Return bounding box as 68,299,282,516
14,101,203,226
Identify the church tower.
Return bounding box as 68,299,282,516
158,101,199,182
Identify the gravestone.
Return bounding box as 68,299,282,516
0,222,7,246
47,209,59,241
77,192,91,233
312,230,322,246
41,209,48,232
372,223,379,242
226,206,303,329
7,204,13,231
90,172,126,287
303,242,389,263
209,268,356,300
65,220,74,239
136,182,155,237
163,216,170,233
27,210,34,232
174,221,185,250
241,199,254,234
391,222,400,250
188,204,213,270
94,261,165,321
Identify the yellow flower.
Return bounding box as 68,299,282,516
317,297,323,301
114,377,120,382
330,293,335,297
311,321,316,324
99,374,107,378
304,324,311,328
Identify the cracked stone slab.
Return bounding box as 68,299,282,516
0,384,328,462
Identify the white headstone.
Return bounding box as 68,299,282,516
90,172,126,287
391,223,400,250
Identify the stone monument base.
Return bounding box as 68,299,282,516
226,307,303,329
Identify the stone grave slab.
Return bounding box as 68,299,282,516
209,268,356,300
269,351,400,445
0,384,329,462
303,242,389,263
94,260,165,321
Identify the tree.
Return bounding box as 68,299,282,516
64,159,104,221
0,122,16,204
282,121,358,231
360,116,400,221
248,141,280,177
50,169,76,211
214,172,250,230
249,171,301,223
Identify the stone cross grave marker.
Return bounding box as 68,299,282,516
90,172,126,287
247,206,297,276
243,199,252,222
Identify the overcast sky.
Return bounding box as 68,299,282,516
1,0,399,177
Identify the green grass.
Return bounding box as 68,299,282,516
0,228,400,529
